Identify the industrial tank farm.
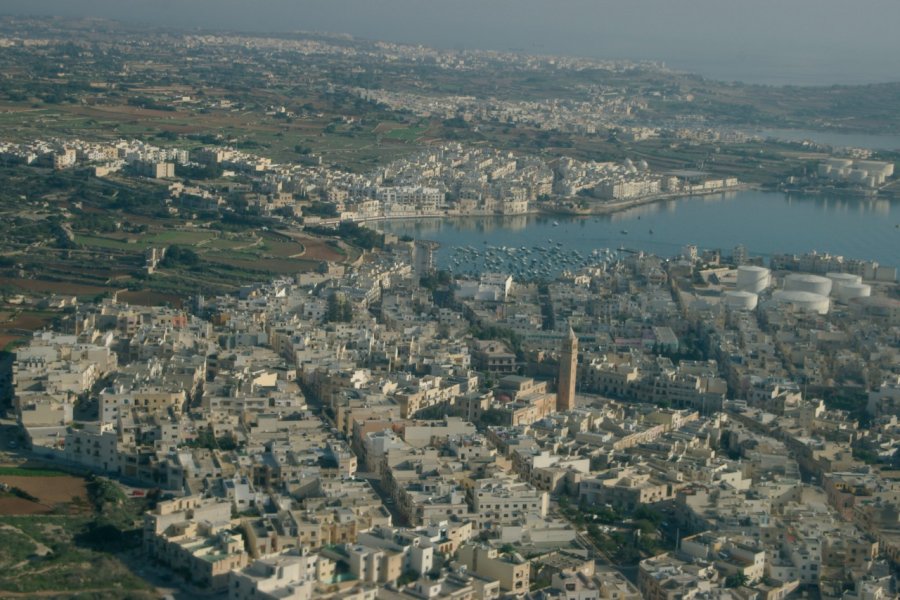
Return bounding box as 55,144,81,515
720,267,883,314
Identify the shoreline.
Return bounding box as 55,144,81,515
536,184,754,216
327,182,900,232
335,184,757,229
366,186,898,268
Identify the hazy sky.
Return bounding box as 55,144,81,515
5,0,900,85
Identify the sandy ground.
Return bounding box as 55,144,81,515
0,475,88,506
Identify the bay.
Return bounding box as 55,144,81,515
378,191,900,276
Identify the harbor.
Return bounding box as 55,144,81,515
380,189,900,278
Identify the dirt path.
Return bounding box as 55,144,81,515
1,588,129,597
0,523,51,556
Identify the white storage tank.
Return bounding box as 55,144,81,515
825,158,854,169
736,266,771,293
855,160,894,177
772,290,830,315
827,272,862,286
784,273,833,296
826,272,862,297
724,290,758,311
848,169,868,183
836,283,871,302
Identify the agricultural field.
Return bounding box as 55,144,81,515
0,334,21,352
381,123,431,142
0,310,60,352
0,465,158,598
0,468,89,516
0,474,88,509
0,162,352,308
114,290,184,308
0,96,427,173
70,226,333,276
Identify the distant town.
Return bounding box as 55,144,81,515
1,136,751,224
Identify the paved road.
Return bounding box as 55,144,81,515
550,500,642,583
357,470,409,527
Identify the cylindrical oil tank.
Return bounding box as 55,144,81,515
827,272,862,287
772,290,830,314
836,283,872,303
825,158,853,169
736,266,770,293
826,272,862,298
855,160,894,177
784,273,832,296
849,169,868,183
724,290,758,310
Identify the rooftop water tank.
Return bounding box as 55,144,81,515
784,273,832,297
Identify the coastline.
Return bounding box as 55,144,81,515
370,186,899,268
537,183,755,216
329,184,757,228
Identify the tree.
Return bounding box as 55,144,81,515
325,293,352,323
632,505,663,526
160,245,200,268
725,573,748,588
325,293,341,322
479,408,506,426
303,201,339,217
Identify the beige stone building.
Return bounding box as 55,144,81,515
457,544,529,593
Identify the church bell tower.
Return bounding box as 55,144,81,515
557,326,578,412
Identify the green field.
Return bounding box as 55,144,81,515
146,230,217,244
77,230,226,253
0,466,68,477
73,234,141,251
385,125,428,141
